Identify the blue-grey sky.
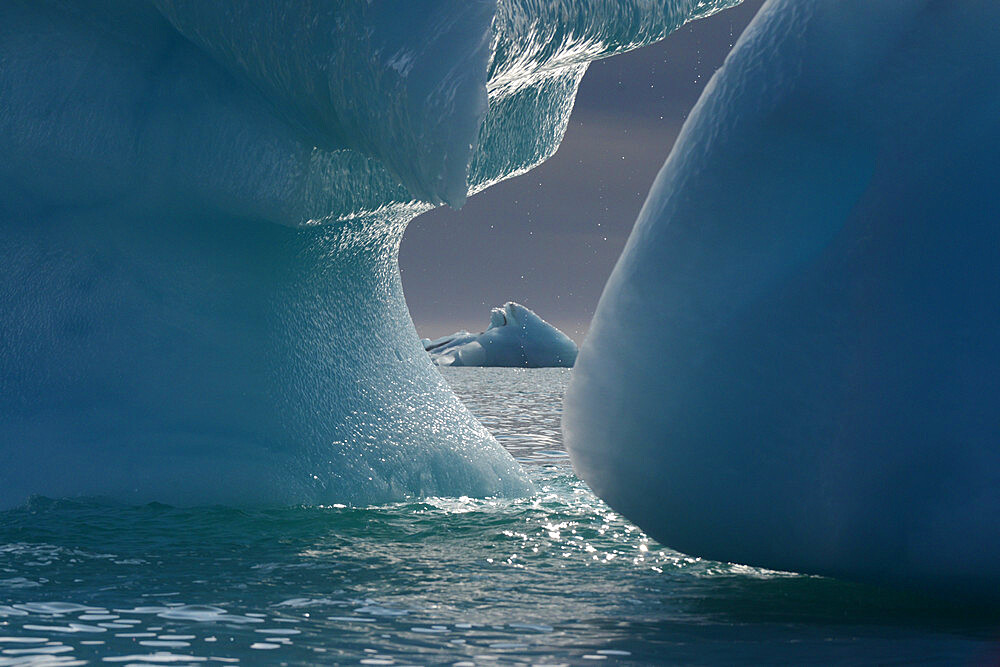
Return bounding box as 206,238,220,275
400,0,765,343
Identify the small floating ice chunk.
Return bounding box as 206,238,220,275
102,653,208,663
140,640,192,649
254,628,300,635
249,642,282,650
15,602,100,615
2,645,74,655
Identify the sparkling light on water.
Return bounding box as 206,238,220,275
0,369,997,665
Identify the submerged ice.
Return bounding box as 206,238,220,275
424,302,577,368
565,0,1000,598
0,0,737,508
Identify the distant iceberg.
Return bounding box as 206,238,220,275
423,302,577,368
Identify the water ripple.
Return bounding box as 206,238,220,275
0,369,996,664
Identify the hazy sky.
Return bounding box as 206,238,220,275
400,0,765,343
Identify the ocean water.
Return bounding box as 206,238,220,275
1,368,997,666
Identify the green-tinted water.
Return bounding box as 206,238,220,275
1,369,996,665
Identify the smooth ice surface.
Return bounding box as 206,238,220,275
0,0,737,507
565,0,1000,598
424,302,577,367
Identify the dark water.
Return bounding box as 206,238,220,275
1,368,998,665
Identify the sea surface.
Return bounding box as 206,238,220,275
1,368,997,666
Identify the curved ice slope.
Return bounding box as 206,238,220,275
565,0,1000,597
424,302,577,367
0,0,736,508
2,210,529,506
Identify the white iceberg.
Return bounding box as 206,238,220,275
424,303,577,368
565,0,1000,598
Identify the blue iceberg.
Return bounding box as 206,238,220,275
565,0,1000,598
0,0,736,508
424,302,577,367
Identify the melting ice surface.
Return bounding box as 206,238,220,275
565,0,1000,599
423,302,577,367
0,370,997,665
0,0,737,507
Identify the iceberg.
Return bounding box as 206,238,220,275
424,302,577,367
0,0,737,508
564,0,1000,598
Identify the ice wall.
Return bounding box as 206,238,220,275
565,0,1000,597
0,0,736,508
